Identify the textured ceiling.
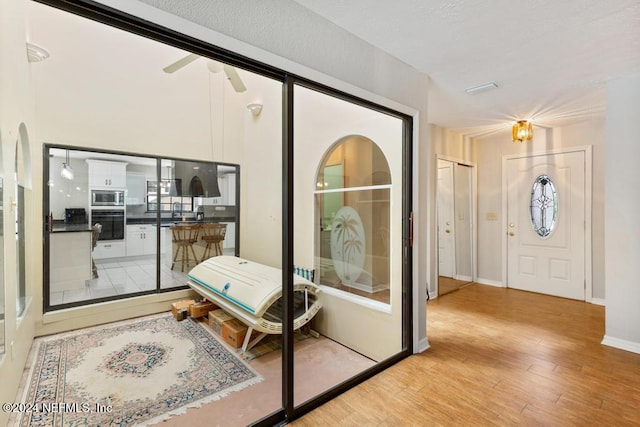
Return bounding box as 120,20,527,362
292,0,640,136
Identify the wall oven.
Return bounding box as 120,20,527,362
91,189,125,207
91,209,125,240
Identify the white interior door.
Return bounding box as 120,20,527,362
438,162,455,278
506,151,585,300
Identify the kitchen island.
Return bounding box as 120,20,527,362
50,223,93,292
126,213,236,268
161,221,236,270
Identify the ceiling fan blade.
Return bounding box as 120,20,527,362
207,60,223,74
223,64,247,93
162,53,200,73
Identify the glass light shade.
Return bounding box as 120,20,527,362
512,120,533,142
61,163,74,180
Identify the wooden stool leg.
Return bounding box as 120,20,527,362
183,244,189,272
171,245,180,270
190,244,198,266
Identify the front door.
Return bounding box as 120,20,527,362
506,151,585,300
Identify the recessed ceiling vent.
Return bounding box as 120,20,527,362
464,81,498,94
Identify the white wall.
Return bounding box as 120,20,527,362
602,73,640,353
238,72,283,267
0,1,38,424
471,120,606,300
28,3,212,156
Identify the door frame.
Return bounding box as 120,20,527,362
436,155,477,296
501,146,593,302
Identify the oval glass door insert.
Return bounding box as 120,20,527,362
530,174,558,238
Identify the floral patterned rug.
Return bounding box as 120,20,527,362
16,313,262,426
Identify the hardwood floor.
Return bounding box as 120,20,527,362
437,275,472,296
292,284,640,426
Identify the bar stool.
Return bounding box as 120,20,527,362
200,223,227,261
170,224,200,272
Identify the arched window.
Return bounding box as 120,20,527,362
314,135,391,303
15,123,31,318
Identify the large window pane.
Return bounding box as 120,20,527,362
47,149,159,306
294,85,405,406
35,0,283,420
159,158,239,290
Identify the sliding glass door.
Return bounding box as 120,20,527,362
33,0,412,425
293,84,409,408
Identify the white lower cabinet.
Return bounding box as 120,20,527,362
126,224,157,256
221,222,235,250
93,241,126,259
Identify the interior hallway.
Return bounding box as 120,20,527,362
292,284,640,425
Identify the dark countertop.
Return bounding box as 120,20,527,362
127,217,236,227
52,223,93,233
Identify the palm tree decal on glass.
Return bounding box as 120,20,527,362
330,206,365,285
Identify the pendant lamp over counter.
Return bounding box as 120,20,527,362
209,164,221,198
61,149,74,180
188,164,221,197
189,176,205,197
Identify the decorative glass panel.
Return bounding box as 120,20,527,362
530,174,558,238
315,135,391,304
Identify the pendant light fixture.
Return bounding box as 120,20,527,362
61,149,74,180
512,120,533,143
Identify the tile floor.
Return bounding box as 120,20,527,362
50,255,192,305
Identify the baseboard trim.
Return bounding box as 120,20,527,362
414,337,430,353
476,278,504,287
455,274,473,282
601,335,640,354
590,298,606,306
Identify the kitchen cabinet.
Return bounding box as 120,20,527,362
50,231,92,291
87,159,127,188
126,224,157,256
126,172,146,205
222,173,236,205
93,240,126,259
221,221,235,250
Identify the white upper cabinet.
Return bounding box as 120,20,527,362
126,172,146,205
222,173,236,205
87,159,127,188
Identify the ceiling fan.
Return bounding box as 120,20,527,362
163,53,247,93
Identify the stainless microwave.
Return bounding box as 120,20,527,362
91,189,125,207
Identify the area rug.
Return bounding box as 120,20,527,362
16,313,262,427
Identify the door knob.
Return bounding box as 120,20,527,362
445,229,451,233
508,231,515,236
